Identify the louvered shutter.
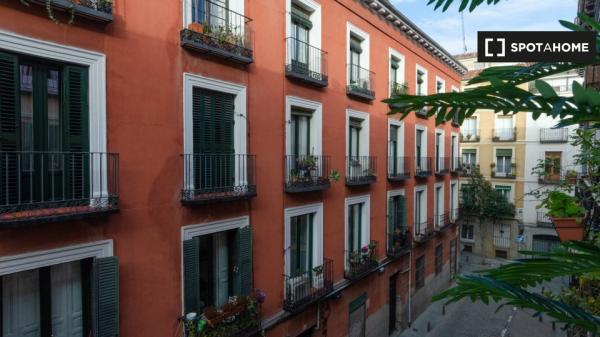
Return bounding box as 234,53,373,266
93,256,119,337
235,226,253,296
0,52,20,205
62,66,89,202
183,238,201,314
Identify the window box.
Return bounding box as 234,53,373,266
283,258,333,313
346,156,377,186
284,155,331,193
27,0,113,23
345,240,379,281
285,38,328,87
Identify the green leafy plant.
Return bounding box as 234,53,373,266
329,169,340,182
541,191,585,218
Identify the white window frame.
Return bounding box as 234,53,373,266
388,48,405,96
344,194,371,269
435,128,445,171
286,0,321,48
435,76,446,94
0,30,108,198
346,109,370,157
388,119,404,159
415,124,428,158
346,22,370,84
461,224,474,242
434,182,445,227
493,146,515,177
183,73,248,190
493,183,515,203
494,115,515,140
183,0,245,27
414,185,427,236
285,96,322,156
415,64,428,96
284,203,324,277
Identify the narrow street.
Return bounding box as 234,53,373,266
398,253,569,337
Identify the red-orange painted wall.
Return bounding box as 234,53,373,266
0,0,461,336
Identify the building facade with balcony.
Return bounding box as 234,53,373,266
455,53,581,258
0,1,464,337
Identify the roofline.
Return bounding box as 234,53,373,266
362,0,468,75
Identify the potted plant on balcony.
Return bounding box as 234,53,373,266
565,170,578,184
188,21,205,33
542,191,586,241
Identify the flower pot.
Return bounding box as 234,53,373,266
551,217,584,241
188,22,203,33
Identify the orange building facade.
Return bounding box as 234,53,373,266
0,0,465,336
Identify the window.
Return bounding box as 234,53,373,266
183,225,253,314
388,194,407,250
462,117,477,139
291,109,313,156
436,79,444,94
414,189,426,234
415,255,425,290
349,35,363,85
495,116,514,140
434,185,443,226
435,131,444,172
462,149,476,172
450,182,458,219
415,127,427,171
435,244,443,275
290,213,314,275
348,203,364,252
495,185,511,201
544,151,562,181
1,257,118,337
390,56,404,95
495,149,513,176
461,224,474,241
416,129,423,159
290,4,312,69
416,69,426,95
348,118,362,157
388,124,404,175
493,223,510,248
451,134,457,169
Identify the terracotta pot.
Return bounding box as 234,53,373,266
551,217,584,241
187,22,203,33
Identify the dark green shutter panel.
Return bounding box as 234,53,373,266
391,59,399,70
462,149,476,154
183,238,201,314
62,66,90,201
291,5,313,29
350,36,362,53
387,197,395,250
496,149,512,157
0,52,20,205
397,195,406,230
236,226,253,296
93,256,119,337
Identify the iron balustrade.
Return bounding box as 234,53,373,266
460,130,480,142
0,152,119,225
181,154,256,204
414,220,434,244
540,128,569,143
537,211,554,228
388,81,409,109
460,162,478,177
345,240,379,280
414,157,432,178
388,156,410,181
181,0,253,63
387,229,411,258
492,163,516,179
285,37,328,87
493,128,517,142
450,208,460,223
435,157,450,175
451,157,462,172
283,258,333,313
347,64,375,100
434,212,451,233
346,156,377,186
284,155,331,192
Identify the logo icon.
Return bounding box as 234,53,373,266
484,38,505,58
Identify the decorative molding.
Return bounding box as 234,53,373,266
181,216,250,240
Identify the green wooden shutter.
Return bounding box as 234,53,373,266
0,52,20,205
62,65,89,201
496,149,512,157
183,238,201,314
397,195,406,230
93,256,119,337
387,197,395,250
235,226,253,296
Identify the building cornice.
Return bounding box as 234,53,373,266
360,0,468,75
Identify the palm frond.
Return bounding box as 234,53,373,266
426,0,503,12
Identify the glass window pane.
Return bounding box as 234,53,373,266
51,261,83,337
2,269,41,337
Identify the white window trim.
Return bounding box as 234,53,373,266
387,188,406,199
0,30,108,197
388,119,404,159
347,22,370,84
345,195,371,269
493,146,515,176
461,224,475,242
415,124,428,158
414,185,427,235
461,147,478,164
346,109,370,156
494,114,515,132
435,128,445,160
435,76,446,94
285,96,322,156
284,203,324,275
415,64,428,96
183,0,244,27
434,182,445,227
286,0,321,49
493,183,515,203
0,240,113,276
388,48,405,96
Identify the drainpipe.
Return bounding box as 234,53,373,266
407,249,413,325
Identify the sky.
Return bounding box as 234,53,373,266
390,0,579,56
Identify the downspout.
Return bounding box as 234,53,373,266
408,249,413,325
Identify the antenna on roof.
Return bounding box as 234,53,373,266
461,12,467,52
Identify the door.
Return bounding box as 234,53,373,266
388,273,398,335
416,130,423,170
2,270,41,337
544,152,562,181
291,6,310,73
50,261,83,337
389,125,398,174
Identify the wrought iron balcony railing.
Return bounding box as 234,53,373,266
460,130,480,142
460,163,479,177
0,152,119,227
538,171,563,184
346,156,377,186
388,81,409,109
414,157,432,178
540,128,569,143
434,212,451,234
434,157,450,176
283,258,334,313
536,211,553,228
345,240,379,281
493,128,517,142
181,154,256,204
491,164,516,179
387,229,411,259
388,156,410,181
414,220,434,244
181,0,253,64
450,208,460,223
27,0,113,22
285,37,328,87
451,157,461,173
347,64,375,101
284,155,330,193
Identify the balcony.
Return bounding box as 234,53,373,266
345,241,379,281
536,211,553,228
388,156,410,182
460,130,480,143
346,156,377,186
450,157,461,174
414,220,434,244
540,128,569,143
27,0,113,23
182,292,261,337
283,259,334,313
414,157,432,178
460,163,479,177
0,152,119,227
434,213,451,234
181,1,253,64
285,38,328,87
415,108,429,119
450,208,460,224
492,128,517,142
387,229,411,259
434,157,450,176
538,172,563,184
387,81,409,110
347,64,375,101
284,155,330,193
491,164,516,179
181,154,256,205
